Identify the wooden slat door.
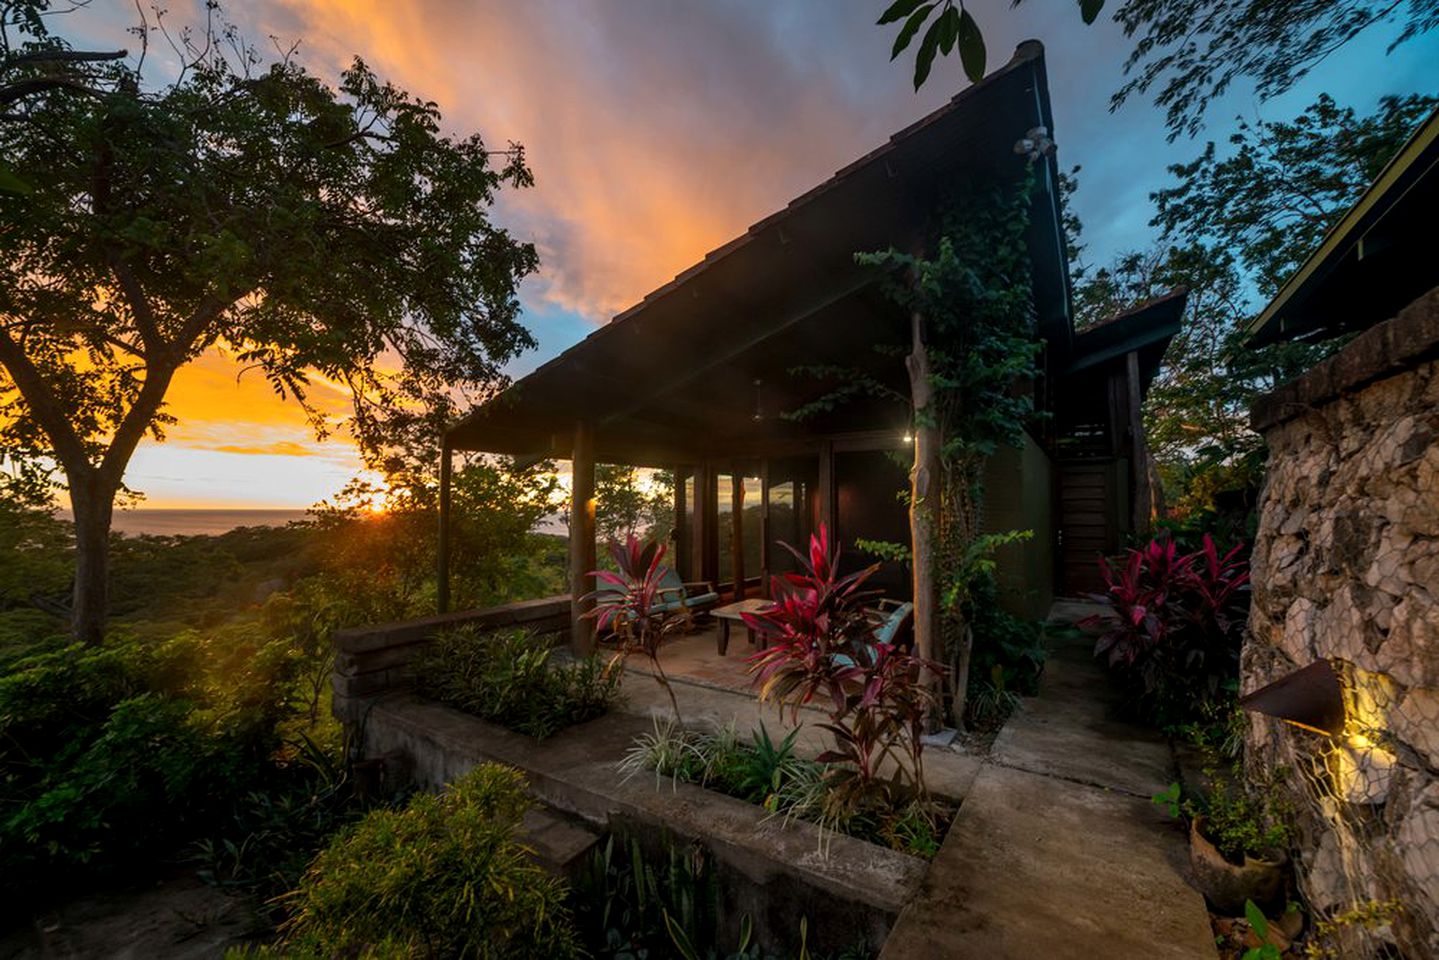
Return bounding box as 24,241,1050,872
1058,462,1116,596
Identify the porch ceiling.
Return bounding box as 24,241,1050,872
449,40,1070,467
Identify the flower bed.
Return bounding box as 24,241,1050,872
412,626,621,739
619,721,955,860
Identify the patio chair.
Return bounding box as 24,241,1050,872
655,569,721,630
869,598,915,649
593,570,720,639
832,599,915,667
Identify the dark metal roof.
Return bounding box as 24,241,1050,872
449,41,1071,464
1247,107,1439,347
1064,287,1187,392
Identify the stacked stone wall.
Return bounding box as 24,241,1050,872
1246,287,1439,957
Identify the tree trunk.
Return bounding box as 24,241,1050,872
906,305,942,724
69,472,116,645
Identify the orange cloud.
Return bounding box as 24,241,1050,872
208,440,327,457
255,0,962,321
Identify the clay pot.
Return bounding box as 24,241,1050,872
1188,815,1287,914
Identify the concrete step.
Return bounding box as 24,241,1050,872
522,806,601,874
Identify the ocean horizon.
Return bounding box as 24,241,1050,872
56,508,313,538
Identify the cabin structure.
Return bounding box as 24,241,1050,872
439,41,1184,653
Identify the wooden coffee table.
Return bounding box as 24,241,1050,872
711,598,773,655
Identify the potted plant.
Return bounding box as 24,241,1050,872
1157,764,1290,914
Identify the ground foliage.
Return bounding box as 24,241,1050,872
0,624,301,905
246,765,581,960
571,829,876,959
0,488,569,913
619,721,949,862
413,627,621,739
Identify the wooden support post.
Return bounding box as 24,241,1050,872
437,439,453,614
817,442,835,535
570,422,597,655
673,467,688,579
1125,349,1151,538
759,460,771,598
730,471,745,600
700,464,719,589
906,298,943,725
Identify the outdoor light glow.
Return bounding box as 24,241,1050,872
902,434,914,443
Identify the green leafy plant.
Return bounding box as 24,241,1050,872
1152,781,1182,819
1191,767,1291,864
1242,900,1283,960
0,626,299,901
413,626,621,739
191,732,385,910
618,719,704,790
264,764,580,959
587,535,692,722
571,831,860,960
963,574,1046,727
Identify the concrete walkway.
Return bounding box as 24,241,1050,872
878,604,1216,959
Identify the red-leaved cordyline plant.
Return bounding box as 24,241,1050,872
1082,533,1250,724
585,535,688,724
743,524,943,807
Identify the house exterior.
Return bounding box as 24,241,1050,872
1243,106,1439,956
440,41,1183,651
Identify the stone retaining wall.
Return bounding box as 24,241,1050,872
331,595,570,727
1245,287,1439,956
359,695,923,954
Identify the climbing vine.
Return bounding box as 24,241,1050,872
794,172,1044,725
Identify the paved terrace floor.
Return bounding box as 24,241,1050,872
624,602,1217,960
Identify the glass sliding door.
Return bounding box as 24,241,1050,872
765,457,817,579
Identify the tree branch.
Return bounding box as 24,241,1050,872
0,327,90,473
1,48,126,71
106,256,164,354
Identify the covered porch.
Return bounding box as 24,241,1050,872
437,41,1072,654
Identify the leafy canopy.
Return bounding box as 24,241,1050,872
879,0,1437,139
1070,92,1437,522
0,2,538,495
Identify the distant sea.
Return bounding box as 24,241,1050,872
58,509,311,537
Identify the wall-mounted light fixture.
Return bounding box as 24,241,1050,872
1238,659,1346,736
1240,658,1400,805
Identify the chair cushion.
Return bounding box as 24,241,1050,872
680,591,719,608
873,601,914,646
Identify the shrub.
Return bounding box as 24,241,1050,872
193,733,374,910
414,627,620,738
964,574,1046,727
1186,762,1292,863
586,534,691,722
268,764,580,960
744,526,941,813
1084,534,1249,724
0,626,296,898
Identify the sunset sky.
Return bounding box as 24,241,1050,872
56,1,1439,509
